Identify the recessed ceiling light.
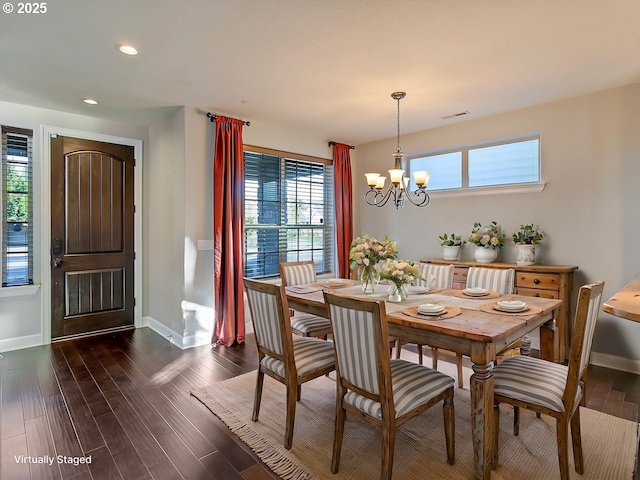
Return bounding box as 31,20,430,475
116,44,139,55
83,98,98,105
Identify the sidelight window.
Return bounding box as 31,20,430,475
1,126,34,287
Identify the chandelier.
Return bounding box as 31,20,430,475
364,92,430,209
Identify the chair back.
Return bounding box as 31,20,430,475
243,278,293,362
416,263,455,288
563,281,604,412
323,292,391,400
279,260,317,286
466,267,515,294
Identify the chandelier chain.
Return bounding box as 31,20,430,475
396,96,401,153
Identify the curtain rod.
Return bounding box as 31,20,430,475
206,112,251,126
328,141,355,150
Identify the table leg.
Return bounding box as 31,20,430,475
539,316,558,362
470,361,494,480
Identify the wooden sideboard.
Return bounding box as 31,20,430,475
421,259,578,361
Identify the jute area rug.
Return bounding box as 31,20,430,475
191,355,637,480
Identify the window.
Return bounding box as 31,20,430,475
408,136,540,192
244,146,334,279
2,126,34,287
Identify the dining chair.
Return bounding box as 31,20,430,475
323,291,455,480
492,281,604,480
466,266,515,294
279,260,333,338
397,263,455,366
244,277,336,449
445,267,516,388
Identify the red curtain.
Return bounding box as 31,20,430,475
332,143,353,279
212,116,245,346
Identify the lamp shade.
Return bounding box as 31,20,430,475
365,172,381,187
413,170,430,188
388,169,405,185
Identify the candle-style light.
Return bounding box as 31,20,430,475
364,92,431,209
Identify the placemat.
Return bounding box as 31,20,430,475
478,302,543,316
453,290,501,300
400,306,462,321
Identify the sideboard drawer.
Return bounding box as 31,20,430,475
516,272,560,291
453,267,468,283
515,287,559,299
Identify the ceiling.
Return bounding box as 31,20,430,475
1,0,639,145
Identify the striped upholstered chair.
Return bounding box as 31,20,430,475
243,278,335,449
446,266,517,388
279,261,332,338
397,263,455,365
492,281,604,480
466,267,515,295
323,291,455,480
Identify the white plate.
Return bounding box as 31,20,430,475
497,301,526,310
418,304,445,314
495,301,527,312
463,288,488,296
323,281,346,288
417,309,446,316
407,286,429,294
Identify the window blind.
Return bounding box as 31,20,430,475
2,126,34,286
244,149,334,279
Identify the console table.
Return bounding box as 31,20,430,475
421,259,578,361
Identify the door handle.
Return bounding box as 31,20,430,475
52,258,63,268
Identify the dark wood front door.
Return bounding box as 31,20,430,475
50,136,135,340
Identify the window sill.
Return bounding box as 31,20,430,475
427,182,546,199
0,284,41,298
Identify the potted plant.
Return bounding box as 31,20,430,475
439,233,465,261
378,259,423,302
349,235,398,293
512,224,544,265
468,221,505,263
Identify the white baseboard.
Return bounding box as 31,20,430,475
143,316,185,349
590,351,640,375
0,333,43,353
143,316,213,350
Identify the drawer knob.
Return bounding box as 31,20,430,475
534,293,540,297
534,278,541,284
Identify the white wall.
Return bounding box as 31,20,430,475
355,83,640,363
0,100,148,352
146,107,187,342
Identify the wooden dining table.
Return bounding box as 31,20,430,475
285,280,562,480
602,275,640,322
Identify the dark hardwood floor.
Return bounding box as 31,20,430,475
1,327,638,480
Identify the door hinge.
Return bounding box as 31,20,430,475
134,252,136,260
134,298,136,307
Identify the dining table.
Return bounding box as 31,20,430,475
285,279,563,480
602,275,640,322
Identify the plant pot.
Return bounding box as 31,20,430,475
443,245,461,261
515,244,536,266
474,246,498,263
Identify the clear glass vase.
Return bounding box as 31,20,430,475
387,282,407,302
360,264,380,293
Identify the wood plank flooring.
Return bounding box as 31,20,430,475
1,327,638,480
